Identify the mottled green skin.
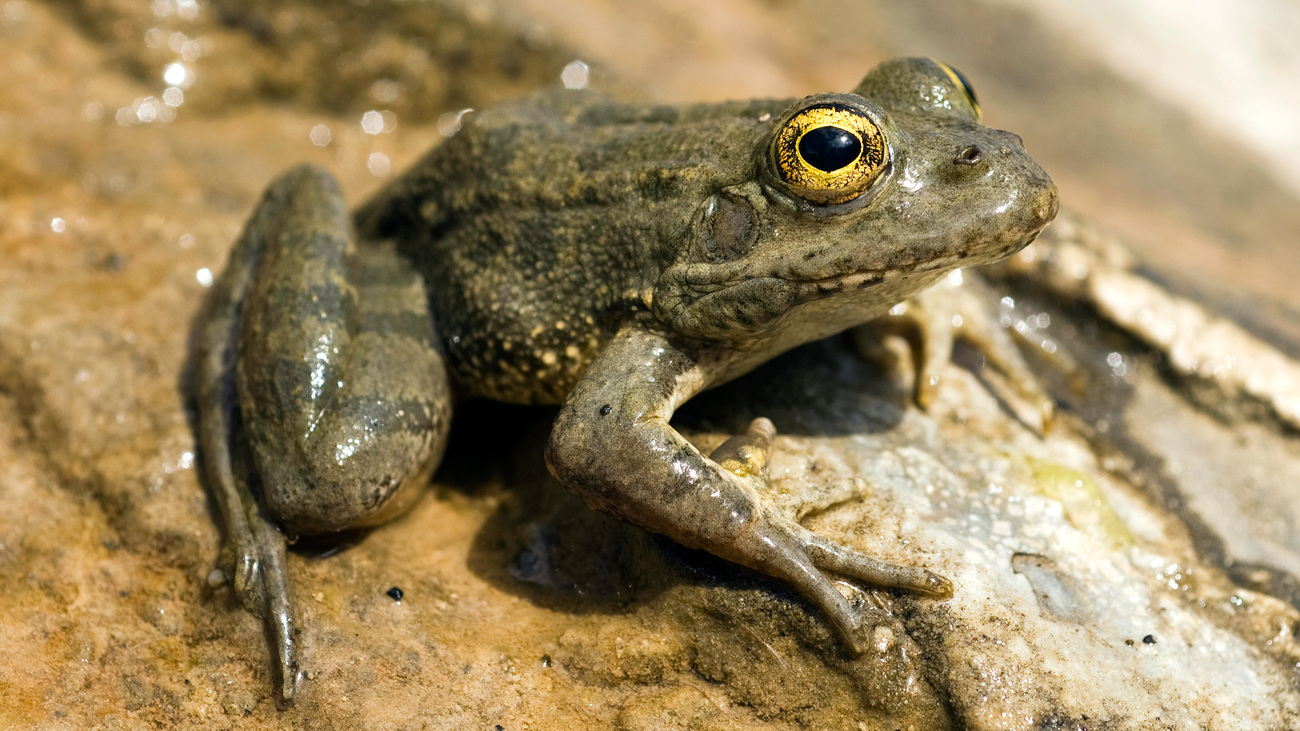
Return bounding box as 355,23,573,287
198,58,1058,704
356,94,787,404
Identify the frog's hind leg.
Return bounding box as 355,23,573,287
197,169,304,706
197,165,449,706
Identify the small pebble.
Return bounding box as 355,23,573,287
386,586,404,602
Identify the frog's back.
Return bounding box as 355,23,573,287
357,90,786,404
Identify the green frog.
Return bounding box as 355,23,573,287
196,57,1058,705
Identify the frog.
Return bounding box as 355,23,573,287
195,57,1059,705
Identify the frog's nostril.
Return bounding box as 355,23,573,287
954,145,983,166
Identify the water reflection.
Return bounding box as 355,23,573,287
134,24,202,124
310,124,332,147
150,0,198,21
561,60,589,90
437,109,473,137
162,62,189,87
360,110,397,135
370,79,402,104
367,152,391,177
117,96,176,125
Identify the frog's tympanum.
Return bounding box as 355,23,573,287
197,58,1058,704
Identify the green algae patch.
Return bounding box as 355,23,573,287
1021,455,1133,549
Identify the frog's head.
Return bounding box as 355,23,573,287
652,57,1058,342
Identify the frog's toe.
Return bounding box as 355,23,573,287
709,417,775,482
798,526,952,598
211,508,301,704
212,531,265,613
743,523,871,653
734,516,950,655
1031,387,1056,433
206,541,238,589
249,522,301,705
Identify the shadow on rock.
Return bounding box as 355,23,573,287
462,334,912,618
677,334,907,438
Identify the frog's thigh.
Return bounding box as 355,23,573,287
236,167,449,536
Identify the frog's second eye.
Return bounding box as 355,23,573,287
934,60,981,121
771,103,887,206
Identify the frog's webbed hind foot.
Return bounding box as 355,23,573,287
863,270,1055,433
206,496,300,708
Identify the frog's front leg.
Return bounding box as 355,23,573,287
197,166,449,705
546,326,951,653
868,270,1056,433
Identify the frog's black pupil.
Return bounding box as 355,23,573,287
798,126,862,173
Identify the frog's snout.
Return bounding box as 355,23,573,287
992,127,1059,231
1002,131,1025,148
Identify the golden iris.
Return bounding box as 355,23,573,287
771,103,887,205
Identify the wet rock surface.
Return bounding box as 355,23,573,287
3,1,1300,728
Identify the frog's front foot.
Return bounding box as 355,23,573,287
865,269,1056,433
734,515,951,653
708,418,951,652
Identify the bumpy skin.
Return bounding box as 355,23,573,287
198,58,1058,704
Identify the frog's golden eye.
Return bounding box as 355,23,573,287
933,60,981,121
771,103,887,206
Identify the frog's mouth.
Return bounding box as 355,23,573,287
675,224,1040,297
789,269,886,300
653,226,1045,340
783,229,1043,303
